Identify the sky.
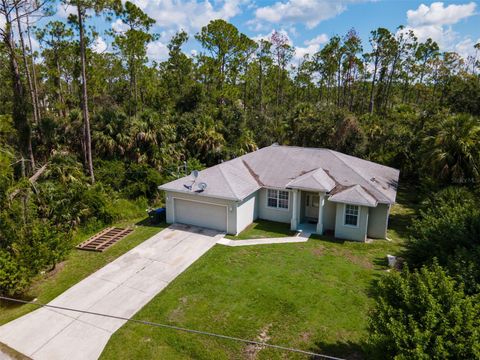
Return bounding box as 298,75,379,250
51,0,480,63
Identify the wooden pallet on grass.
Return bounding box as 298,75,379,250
76,227,133,252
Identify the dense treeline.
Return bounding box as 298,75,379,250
1,1,480,356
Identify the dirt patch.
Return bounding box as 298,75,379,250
168,296,188,322
299,331,312,343
244,324,272,360
44,261,66,279
329,248,373,270
311,246,325,257
343,252,373,270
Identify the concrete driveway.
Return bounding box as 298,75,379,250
0,224,223,360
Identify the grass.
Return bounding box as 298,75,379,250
225,219,296,240
101,188,419,360
0,216,167,326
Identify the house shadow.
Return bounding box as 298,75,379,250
310,339,368,360
135,217,166,228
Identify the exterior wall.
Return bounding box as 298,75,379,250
258,188,293,223
323,199,336,231
334,203,369,242
367,203,390,239
236,191,259,234
165,191,237,234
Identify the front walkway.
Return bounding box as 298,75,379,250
0,224,223,360
217,231,311,246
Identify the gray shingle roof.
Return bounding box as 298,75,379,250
286,168,336,192
159,145,399,204
328,185,378,207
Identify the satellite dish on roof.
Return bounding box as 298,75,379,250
198,182,207,191
191,170,199,179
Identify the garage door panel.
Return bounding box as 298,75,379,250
174,199,227,232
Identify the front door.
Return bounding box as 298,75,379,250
305,193,319,220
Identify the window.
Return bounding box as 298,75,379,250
267,189,289,209
344,204,359,226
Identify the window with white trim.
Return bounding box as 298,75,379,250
344,204,359,226
267,189,289,209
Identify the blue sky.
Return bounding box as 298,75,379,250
52,0,480,62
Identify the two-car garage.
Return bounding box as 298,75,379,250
172,198,228,233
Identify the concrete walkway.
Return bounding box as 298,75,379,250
217,231,311,246
0,224,223,360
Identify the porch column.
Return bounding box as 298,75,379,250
290,189,299,230
316,193,325,234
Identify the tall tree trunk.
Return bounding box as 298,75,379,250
15,4,39,127
384,54,399,111
77,2,95,183
3,13,35,172
26,14,41,121
369,57,379,114
258,61,263,114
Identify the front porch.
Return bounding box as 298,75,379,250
290,190,336,235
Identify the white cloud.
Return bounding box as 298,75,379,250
407,2,476,27
92,37,108,53
295,34,329,61
402,2,478,57
253,30,328,63
111,19,129,33
147,40,169,61
252,29,292,45
127,0,246,32
304,33,329,46
454,37,480,58
57,3,77,19
252,0,365,29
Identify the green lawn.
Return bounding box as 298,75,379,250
225,219,296,240
101,189,417,360
0,217,166,326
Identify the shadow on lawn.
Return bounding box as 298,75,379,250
310,339,368,360
135,218,167,228
249,220,295,236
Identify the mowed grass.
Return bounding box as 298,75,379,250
0,217,166,326
225,219,296,240
101,190,417,360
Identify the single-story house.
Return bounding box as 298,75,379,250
158,145,399,242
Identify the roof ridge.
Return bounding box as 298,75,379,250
217,163,240,199
327,150,386,202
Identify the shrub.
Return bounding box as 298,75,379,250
369,262,480,359
404,187,480,294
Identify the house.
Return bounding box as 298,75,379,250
158,145,399,242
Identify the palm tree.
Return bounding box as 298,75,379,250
424,114,480,183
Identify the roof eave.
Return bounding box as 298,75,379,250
158,186,242,202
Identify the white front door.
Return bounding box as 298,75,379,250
305,194,319,219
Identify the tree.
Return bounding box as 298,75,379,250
62,0,121,183
0,0,46,172
369,262,480,359
423,114,480,184
112,1,156,117
195,19,248,102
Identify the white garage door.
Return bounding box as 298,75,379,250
174,199,227,232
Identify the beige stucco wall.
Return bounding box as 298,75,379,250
236,191,259,233
258,188,293,223
165,191,237,234
367,203,390,239
334,203,369,242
